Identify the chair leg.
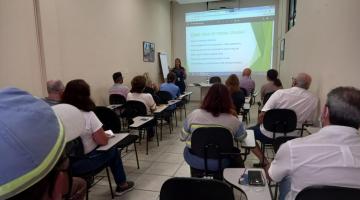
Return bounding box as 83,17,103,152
133,143,140,169
105,167,114,199
155,125,159,147
175,110,178,127
160,118,163,141
86,185,89,200
146,130,149,155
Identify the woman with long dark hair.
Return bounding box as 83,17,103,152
62,79,134,196
260,69,283,100
181,83,247,171
171,58,186,94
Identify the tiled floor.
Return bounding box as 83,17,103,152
89,102,264,200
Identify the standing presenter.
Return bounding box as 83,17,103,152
171,58,187,94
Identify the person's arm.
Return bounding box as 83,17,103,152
180,119,191,141
268,142,292,182
88,111,108,146
258,111,266,124
92,128,109,146
147,94,157,112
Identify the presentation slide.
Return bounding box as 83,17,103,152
186,6,275,75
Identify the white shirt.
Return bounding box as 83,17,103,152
269,125,360,200
108,83,130,98
127,92,156,115
260,87,318,138
80,111,103,154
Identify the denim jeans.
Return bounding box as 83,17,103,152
71,147,126,185
248,124,273,144
279,176,291,200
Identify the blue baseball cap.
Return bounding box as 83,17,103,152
0,88,65,199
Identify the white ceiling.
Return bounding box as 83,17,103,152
172,0,221,4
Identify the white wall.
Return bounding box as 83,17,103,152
279,0,360,107
171,0,277,101
0,0,171,105
0,0,45,96
44,0,172,104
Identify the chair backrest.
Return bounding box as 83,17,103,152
263,109,297,135
122,100,147,120
231,91,245,114
109,94,126,105
94,106,121,132
209,76,221,84
160,177,235,200
263,91,275,105
240,87,248,96
157,90,173,104
143,87,155,95
295,185,360,200
191,127,234,159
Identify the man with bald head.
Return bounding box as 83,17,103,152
42,80,64,106
250,73,318,165
239,68,255,96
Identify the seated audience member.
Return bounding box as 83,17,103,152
225,74,245,114
260,69,283,100
181,84,247,171
62,79,134,196
42,80,64,106
239,68,255,96
109,72,130,99
143,72,159,95
127,75,157,138
250,73,318,165
268,87,360,200
160,72,180,99
0,88,86,200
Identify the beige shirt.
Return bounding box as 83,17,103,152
269,125,360,200
260,81,282,99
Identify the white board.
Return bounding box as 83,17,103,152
159,53,169,79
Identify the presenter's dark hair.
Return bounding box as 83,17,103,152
267,69,282,87
201,83,235,117
62,79,96,112
112,72,123,83
131,75,146,93
167,72,177,83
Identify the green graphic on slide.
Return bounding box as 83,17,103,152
249,21,273,72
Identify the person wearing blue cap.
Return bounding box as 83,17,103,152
0,88,86,200
62,79,134,196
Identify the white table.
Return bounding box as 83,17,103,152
245,97,251,103
168,99,181,106
178,91,193,100
154,104,168,114
241,130,256,148
243,103,250,110
97,133,129,151
189,82,212,101
107,104,123,110
223,168,272,200
129,116,154,128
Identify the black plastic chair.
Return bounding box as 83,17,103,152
157,90,176,136
232,91,245,114
93,106,140,169
122,100,158,155
109,94,126,105
189,127,243,179
295,185,360,200
209,76,221,84
240,87,248,97
262,109,297,199
160,177,235,200
66,138,114,200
